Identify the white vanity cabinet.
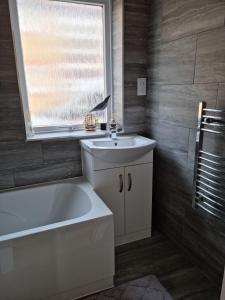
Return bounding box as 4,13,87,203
124,164,153,235
81,143,154,246
94,167,125,236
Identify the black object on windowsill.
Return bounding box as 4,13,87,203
100,123,107,131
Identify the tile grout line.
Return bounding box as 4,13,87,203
147,82,225,87
159,24,224,46
192,35,198,84
215,83,220,108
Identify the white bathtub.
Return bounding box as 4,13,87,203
0,178,114,300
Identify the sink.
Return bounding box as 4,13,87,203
81,135,156,163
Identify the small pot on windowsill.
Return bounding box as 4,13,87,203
100,123,107,131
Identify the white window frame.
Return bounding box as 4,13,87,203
8,0,112,140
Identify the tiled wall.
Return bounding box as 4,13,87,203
0,0,83,190
123,0,149,133
147,0,225,282
0,0,149,190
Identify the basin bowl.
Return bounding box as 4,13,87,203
81,136,156,163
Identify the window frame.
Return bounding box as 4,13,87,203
8,0,112,140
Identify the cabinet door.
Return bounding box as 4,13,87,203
94,167,125,236
125,163,153,234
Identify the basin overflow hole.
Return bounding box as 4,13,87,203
114,142,118,146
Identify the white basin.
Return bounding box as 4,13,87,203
81,135,156,163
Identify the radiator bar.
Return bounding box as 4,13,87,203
198,168,225,181
197,174,225,189
198,156,225,166
199,150,225,160
196,180,225,195
198,162,225,174
203,108,225,113
196,185,225,202
201,128,223,134
196,191,224,207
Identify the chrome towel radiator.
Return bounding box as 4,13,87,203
193,102,225,220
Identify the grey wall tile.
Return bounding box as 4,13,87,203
155,146,189,170
155,209,184,245
124,0,149,133
161,0,225,42
188,129,197,171
147,120,190,151
0,171,14,189
195,28,225,83
147,84,218,128
0,39,17,83
155,186,187,219
124,105,146,133
155,152,193,195
217,83,225,108
14,161,82,187
185,206,225,258
0,1,12,41
148,0,162,47
0,2,19,95
0,81,19,96
0,141,43,171
42,140,81,163
148,36,197,84
181,223,225,276
147,0,225,280
202,132,225,156
124,64,147,85
0,96,25,141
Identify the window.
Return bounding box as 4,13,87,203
9,0,112,139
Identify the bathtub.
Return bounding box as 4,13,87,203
0,178,114,300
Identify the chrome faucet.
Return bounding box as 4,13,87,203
109,119,122,140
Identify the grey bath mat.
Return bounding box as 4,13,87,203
84,275,173,300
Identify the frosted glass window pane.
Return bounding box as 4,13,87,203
16,0,106,128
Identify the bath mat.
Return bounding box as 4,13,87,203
84,275,173,300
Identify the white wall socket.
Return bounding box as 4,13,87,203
137,78,147,96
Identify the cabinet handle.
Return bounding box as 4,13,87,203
119,174,123,193
128,173,132,191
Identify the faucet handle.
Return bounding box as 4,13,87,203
110,119,117,130
116,123,123,132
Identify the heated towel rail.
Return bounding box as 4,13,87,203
193,102,225,220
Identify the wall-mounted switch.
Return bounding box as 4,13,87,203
137,78,147,96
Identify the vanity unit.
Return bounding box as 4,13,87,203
81,136,156,245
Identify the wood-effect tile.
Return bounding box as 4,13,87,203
147,0,225,282
42,140,81,163
195,28,225,83
115,232,220,300
146,120,190,151
14,161,82,187
0,1,12,41
161,0,225,42
147,84,218,128
0,141,43,171
217,84,225,108
0,39,17,82
0,96,25,141
123,0,149,133
0,171,14,189
148,36,197,84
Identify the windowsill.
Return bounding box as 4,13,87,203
26,130,108,142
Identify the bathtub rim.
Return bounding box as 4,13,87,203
0,175,88,194
0,177,113,243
